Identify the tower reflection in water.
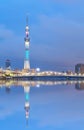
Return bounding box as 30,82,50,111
1,80,84,126
24,85,30,125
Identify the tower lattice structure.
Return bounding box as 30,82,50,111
24,16,30,70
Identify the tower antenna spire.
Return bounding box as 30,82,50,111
26,14,28,26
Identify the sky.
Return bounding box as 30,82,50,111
0,0,84,71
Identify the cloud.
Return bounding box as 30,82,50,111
0,13,84,70
31,14,84,69
0,24,25,68
41,0,84,4
0,25,24,59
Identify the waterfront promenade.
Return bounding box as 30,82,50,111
2,74,84,81
0,68,84,80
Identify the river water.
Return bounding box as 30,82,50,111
0,80,84,130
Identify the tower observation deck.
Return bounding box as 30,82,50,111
24,16,30,70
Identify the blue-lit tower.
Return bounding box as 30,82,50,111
24,85,30,125
24,16,30,70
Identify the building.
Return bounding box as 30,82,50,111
75,64,84,74
24,16,30,70
5,59,11,70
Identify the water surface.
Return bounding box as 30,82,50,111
0,80,84,130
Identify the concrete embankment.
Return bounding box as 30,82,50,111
6,75,84,81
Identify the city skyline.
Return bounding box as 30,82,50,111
0,0,84,71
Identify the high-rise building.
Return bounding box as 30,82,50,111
24,16,30,70
5,59,11,70
75,64,84,74
24,85,30,125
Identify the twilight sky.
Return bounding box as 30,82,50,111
0,0,84,71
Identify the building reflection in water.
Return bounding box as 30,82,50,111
0,80,84,88
75,82,84,90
